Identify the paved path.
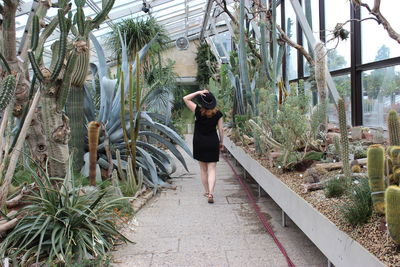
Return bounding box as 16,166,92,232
112,135,326,267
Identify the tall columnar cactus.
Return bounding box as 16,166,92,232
28,9,75,178
314,42,327,130
367,144,386,214
88,121,101,186
387,146,400,185
388,110,400,146
238,0,251,109
385,186,400,243
28,0,115,177
66,0,115,170
337,98,351,178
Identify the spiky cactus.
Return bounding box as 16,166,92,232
66,0,115,170
334,135,341,159
28,9,74,178
385,186,400,243
88,121,101,186
28,0,115,177
0,74,17,111
238,0,251,109
387,146,400,185
388,110,400,146
367,144,386,214
337,98,351,178
314,42,327,131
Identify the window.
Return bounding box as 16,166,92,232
303,0,320,77
362,65,400,127
361,6,400,64
285,1,298,80
325,0,350,71
328,74,351,124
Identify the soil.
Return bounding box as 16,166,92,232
238,143,400,267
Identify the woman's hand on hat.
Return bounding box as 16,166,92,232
199,89,209,96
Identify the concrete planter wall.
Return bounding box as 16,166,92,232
224,137,386,267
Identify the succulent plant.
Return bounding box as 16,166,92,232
388,110,400,146
337,98,351,179
367,144,386,214
84,33,190,189
387,146,400,185
385,186,400,243
88,121,101,186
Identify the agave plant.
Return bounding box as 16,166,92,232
0,159,131,265
84,32,191,188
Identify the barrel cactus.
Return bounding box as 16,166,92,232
385,186,400,243
388,110,400,146
367,144,386,214
387,146,400,185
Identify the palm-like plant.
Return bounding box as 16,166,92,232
0,159,130,265
85,33,191,189
107,17,170,60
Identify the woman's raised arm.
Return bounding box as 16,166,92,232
183,89,208,112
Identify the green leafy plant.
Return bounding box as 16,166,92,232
195,43,217,86
340,179,372,226
325,177,346,198
0,160,131,265
107,17,169,60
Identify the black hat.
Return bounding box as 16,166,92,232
197,92,217,109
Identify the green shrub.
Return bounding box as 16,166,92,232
325,177,347,198
340,179,372,226
0,162,131,265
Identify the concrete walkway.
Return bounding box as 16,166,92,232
112,135,326,267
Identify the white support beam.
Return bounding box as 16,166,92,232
199,0,214,40
289,0,340,105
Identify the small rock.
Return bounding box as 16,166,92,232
351,126,363,140
303,167,328,184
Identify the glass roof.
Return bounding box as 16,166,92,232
10,0,215,64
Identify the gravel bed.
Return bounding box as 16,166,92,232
239,146,400,267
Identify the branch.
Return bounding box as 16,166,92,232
277,25,315,66
355,0,400,43
215,0,262,61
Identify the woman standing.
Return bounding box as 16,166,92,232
183,89,224,204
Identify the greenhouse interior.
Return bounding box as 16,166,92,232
0,0,399,266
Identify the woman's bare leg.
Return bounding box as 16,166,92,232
199,161,209,194
207,162,217,195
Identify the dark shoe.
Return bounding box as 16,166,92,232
208,194,214,204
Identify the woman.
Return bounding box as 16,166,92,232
183,89,224,204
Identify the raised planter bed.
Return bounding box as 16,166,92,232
224,137,386,267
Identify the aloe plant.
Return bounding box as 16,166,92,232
0,158,131,265
84,33,191,189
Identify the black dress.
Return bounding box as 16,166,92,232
193,105,223,162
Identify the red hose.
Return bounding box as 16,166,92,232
222,153,296,267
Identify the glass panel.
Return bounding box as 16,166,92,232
361,6,400,63
327,74,351,124
325,0,350,71
303,0,319,76
285,1,298,80
362,65,400,127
